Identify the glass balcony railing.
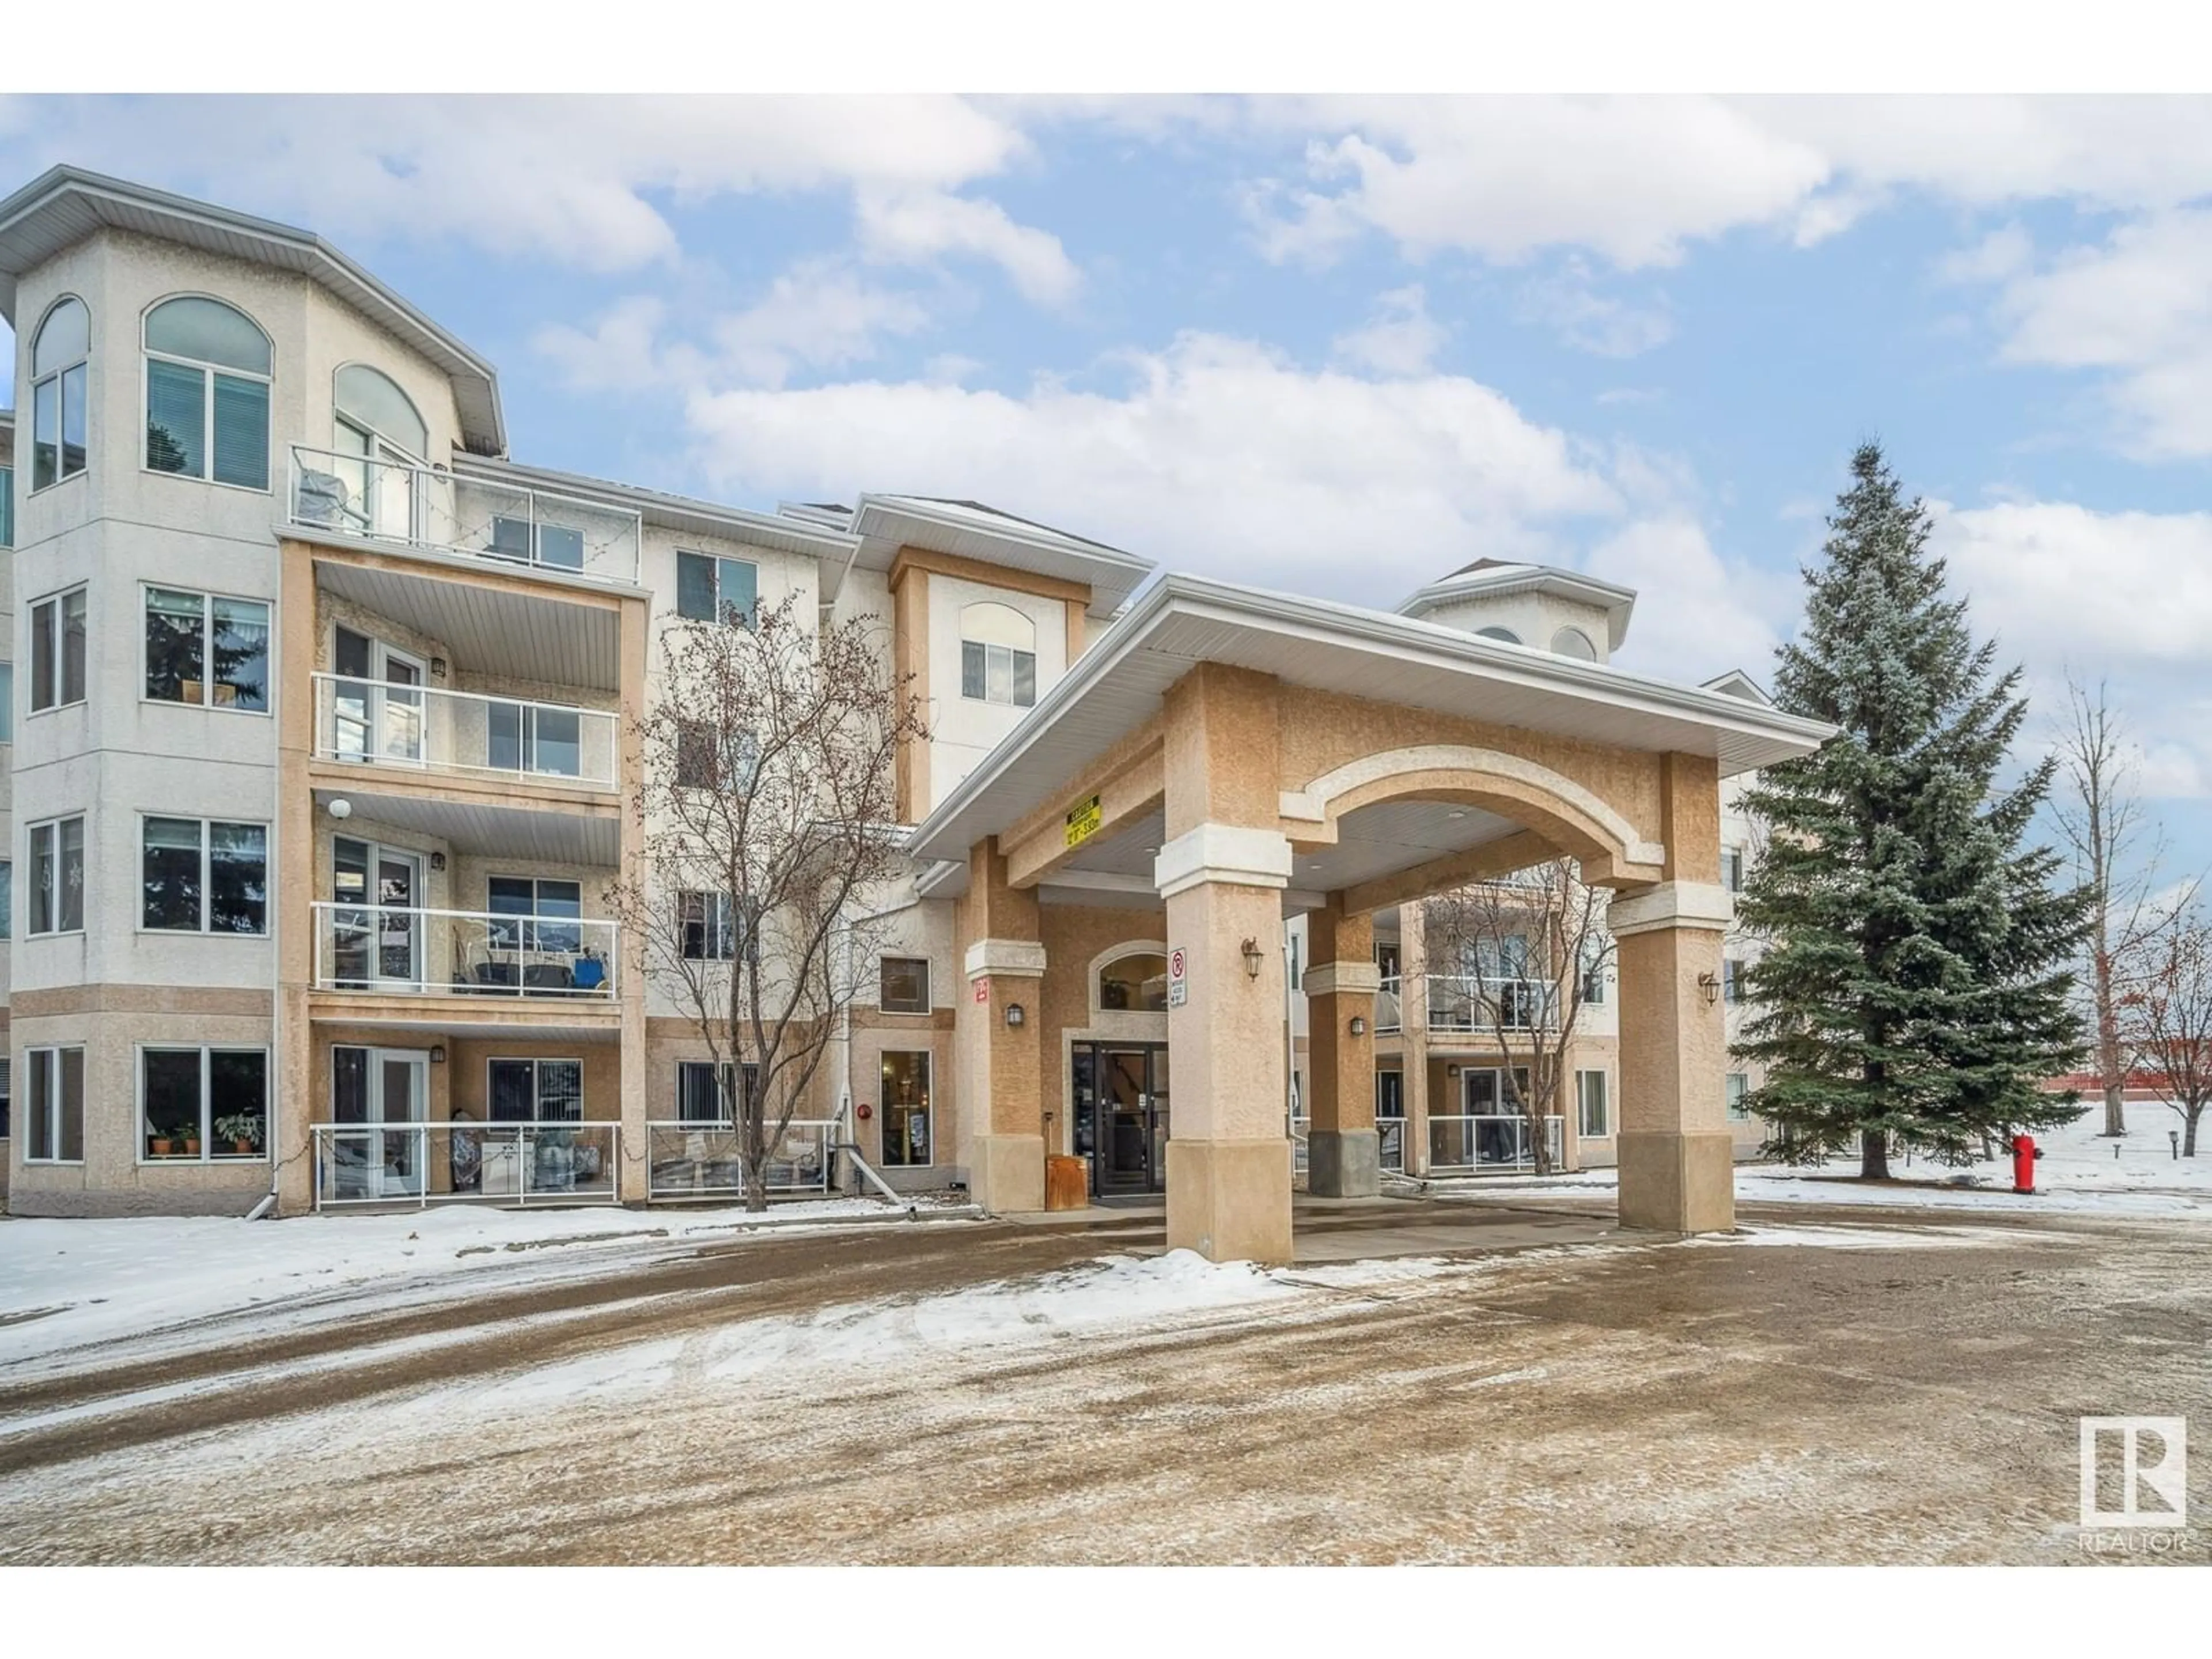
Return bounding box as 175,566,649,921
312,673,620,790
310,902,620,999
288,445,642,586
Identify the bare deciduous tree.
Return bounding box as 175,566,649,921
2119,906,2212,1157
2053,676,2188,1136
1421,859,1613,1176
610,593,925,1210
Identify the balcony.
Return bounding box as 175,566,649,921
289,445,642,588
312,674,620,793
645,1119,839,1202
1429,1113,1565,1173
310,903,620,1000
1425,975,1559,1033
311,1120,621,1209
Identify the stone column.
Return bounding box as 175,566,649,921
955,839,1047,1212
1401,900,1431,1176
1157,664,1294,1264
1304,894,1380,1197
1609,753,1734,1232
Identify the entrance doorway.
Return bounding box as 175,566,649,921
1071,1042,1169,1196
330,1045,429,1199
332,836,425,990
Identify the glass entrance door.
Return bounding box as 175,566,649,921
331,1045,428,1199
332,837,425,991
1072,1042,1169,1195
331,627,426,766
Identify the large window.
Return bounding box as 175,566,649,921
30,586,88,711
0,859,11,937
1726,1072,1751,1121
1098,950,1169,1012
141,1046,268,1161
1722,847,1745,893
675,722,759,791
959,602,1037,707
880,956,931,1014
25,1047,86,1162
31,296,90,491
1,662,13,740
676,551,759,627
1580,935,1608,1005
1576,1069,1610,1139
680,891,736,960
29,816,85,935
881,1051,932,1166
142,817,267,934
676,1060,758,1124
1723,957,1744,1005
145,586,270,711
488,1058,583,1123
143,296,272,490
488,700,582,778
488,876,582,953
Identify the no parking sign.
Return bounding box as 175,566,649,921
1167,946,1188,1008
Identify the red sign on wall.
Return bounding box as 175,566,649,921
974,976,991,1004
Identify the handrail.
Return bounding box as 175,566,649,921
310,1119,620,1209
310,671,619,790
310,900,620,998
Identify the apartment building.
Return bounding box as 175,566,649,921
1,167,1827,1260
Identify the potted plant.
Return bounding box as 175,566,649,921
182,1134,202,1157
149,1134,175,1157
215,1113,262,1157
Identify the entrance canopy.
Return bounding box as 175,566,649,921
908,573,1829,910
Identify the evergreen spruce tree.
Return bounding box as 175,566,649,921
1736,443,2091,1177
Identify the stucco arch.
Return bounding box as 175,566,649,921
1086,937,1171,1016
1280,744,1666,884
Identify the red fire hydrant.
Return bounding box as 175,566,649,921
2012,1135,2039,1195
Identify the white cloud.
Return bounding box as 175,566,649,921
1330,285,1447,376
1515,262,1673,358
0,94,1058,288
1585,518,1795,683
853,187,1080,307
684,331,1622,602
1936,224,2034,286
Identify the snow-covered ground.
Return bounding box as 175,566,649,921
0,1195,976,1370
1437,1106,2212,1217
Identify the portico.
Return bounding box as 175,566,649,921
908,573,1831,1264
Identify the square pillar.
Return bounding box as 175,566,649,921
1608,878,1736,1232
1305,894,1380,1198
955,839,1047,1212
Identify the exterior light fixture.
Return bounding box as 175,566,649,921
1005,1002,1027,1028
1697,971,1721,1007
430,657,448,678
1241,937,1264,979
429,1045,447,1064
328,798,353,820
429,851,447,872
1350,1015,1368,1036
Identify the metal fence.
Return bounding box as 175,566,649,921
311,1121,622,1209
645,1118,839,1202
1427,1112,1565,1172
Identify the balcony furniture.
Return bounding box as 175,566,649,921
295,469,350,527
522,962,574,993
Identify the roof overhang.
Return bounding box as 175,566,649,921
842,494,1154,619
455,456,864,567
0,166,506,457
907,573,1834,870
1397,563,1638,650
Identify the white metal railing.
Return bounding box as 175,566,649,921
1290,1113,1407,1175
1428,1112,1565,1173
646,1118,838,1201
289,445,643,586
311,902,619,998
1376,975,1403,1034
1425,974,1559,1033
312,672,619,790
311,1120,620,1209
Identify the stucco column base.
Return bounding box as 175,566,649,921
1617,1130,1735,1233
1306,1128,1380,1198
971,1133,1047,1215
1166,1138,1293,1264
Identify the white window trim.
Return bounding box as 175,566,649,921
1575,1067,1611,1139
29,296,92,496
26,585,89,716
137,1044,272,1166
140,296,275,495
139,584,274,716
676,549,760,627
485,1056,586,1123
879,1049,934,1168
679,889,737,960
24,1046,87,1165
137,813,271,937
26,813,87,938
959,637,1038,708
879,954,933,1015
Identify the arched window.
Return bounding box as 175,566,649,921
1099,951,1169,1013
960,601,1037,708
31,296,90,490
331,365,428,537
1550,626,1597,661
144,296,272,490
1475,626,1521,645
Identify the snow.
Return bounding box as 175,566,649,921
0,1196,975,1370
1430,1109,2212,1218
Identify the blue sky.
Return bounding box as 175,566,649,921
3,94,2208,880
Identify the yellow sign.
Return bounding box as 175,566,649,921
1065,793,1103,849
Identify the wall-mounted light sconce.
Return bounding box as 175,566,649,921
1241,937,1264,979
1446,1063,1461,1078
429,1045,447,1064
429,852,447,872
1697,971,1721,1007
430,657,448,679
1349,1015,1368,1037
1005,1002,1027,1028
327,798,353,821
